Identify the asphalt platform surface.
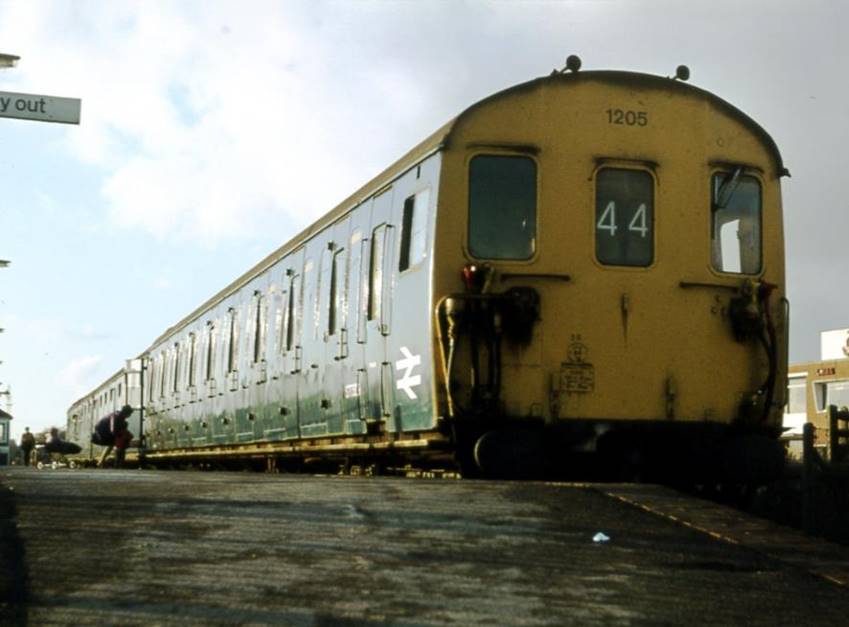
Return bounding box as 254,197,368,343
1,467,849,625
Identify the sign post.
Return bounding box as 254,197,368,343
0,55,81,452
0,89,81,125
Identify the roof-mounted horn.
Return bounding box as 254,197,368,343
552,54,582,75
673,65,690,81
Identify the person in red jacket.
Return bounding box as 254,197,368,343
112,427,134,468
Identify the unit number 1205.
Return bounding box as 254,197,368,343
606,109,648,126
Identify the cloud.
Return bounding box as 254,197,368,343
0,2,438,245
1,0,848,369
0,2,597,246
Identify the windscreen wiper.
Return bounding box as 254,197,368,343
715,165,744,209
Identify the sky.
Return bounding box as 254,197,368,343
0,0,846,441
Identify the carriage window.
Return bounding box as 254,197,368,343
469,155,536,259
172,342,181,392
399,188,430,271
711,172,761,274
369,225,387,320
279,280,290,353
329,248,347,335
274,284,285,354
158,351,167,398
595,168,654,267
286,274,301,352
318,247,336,339
253,291,265,363
188,332,197,387
227,308,239,373
148,359,156,401
349,230,365,343
205,321,216,381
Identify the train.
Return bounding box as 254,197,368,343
67,58,790,481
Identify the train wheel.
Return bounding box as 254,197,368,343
474,429,546,479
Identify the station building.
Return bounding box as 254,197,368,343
787,328,849,457
0,408,11,465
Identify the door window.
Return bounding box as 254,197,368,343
399,188,430,271
368,225,387,321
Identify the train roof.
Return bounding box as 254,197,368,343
462,70,786,176
148,69,786,350
67,366,130,411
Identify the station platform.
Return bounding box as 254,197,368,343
2,467,849,625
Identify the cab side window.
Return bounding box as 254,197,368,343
468,155,536,260
711,171,762,274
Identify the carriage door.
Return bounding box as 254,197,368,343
364,188,396,431
344,226,368,434
280,247,305,440
388,187,433,432
297,239,324,437
319,216,351,435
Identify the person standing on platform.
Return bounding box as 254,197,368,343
20,427,35,466
92,405,134,467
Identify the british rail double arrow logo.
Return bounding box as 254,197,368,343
395,346,422,400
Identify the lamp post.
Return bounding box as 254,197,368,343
139,357,146,462
0,49,11,450
0,56,13,377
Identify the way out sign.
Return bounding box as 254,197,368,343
0,89,81,125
